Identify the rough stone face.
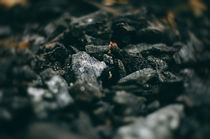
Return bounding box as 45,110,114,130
69,81,103,103
124,43,177,56
46,75,74,106
72,51,107,84
115,104,184,139
113,91,147,116
27,75,74,118
119,68,156,84
85,45,109,54
174,33,210,64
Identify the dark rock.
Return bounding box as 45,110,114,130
28,122,83,139
136,22,178,45
174,32,210,65
93,101,113,122
39,42,69,63
69,81,103,103
100,59,126,87
0,26,11,38
124,43,177,57
111,14,148,47
113,91,147,116
44,12,71,39
183,74,210,106
147,56,168,71
57,11,111,49
85,44,109,54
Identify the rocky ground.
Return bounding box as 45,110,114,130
0,0,210,139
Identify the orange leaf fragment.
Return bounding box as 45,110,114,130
0,0,28,9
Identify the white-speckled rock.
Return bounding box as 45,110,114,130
114,104,184,139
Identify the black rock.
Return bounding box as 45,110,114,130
113,91,147,116
69,81,103,103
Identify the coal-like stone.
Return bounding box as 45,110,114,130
69,81,103,103
174,33,210,64
113,91,147,115
85,45,109,54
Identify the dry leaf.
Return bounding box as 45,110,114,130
103,0,116,6
103,0,128,6
0,0,28,9
0,37,19,48
189,0,207,17
18,40,30,49
167,11,177,28
118,0,128,5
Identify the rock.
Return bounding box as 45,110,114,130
124,43,177,57
136,19,179,45
114,104,184,139
71,11,110,29
93,101,113,121
0,26,11,38
70,112,100,139
119,68,156,84
85,44,110,60
103,54,114,65
72,51,107,84
113,91,146,116
100,59,126,87
183,74,210,106
111,14,149,47
174,32,210,64
27,75,74,118
27,87,52,118
147,56,168,71
69,81,103,103
44,12,71,39
46,76,74,107
58,11,111,49
28,122,83,139
110,48,148,74
39,42,68,63
85,44,109,54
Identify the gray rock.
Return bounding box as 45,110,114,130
119,68,156,84
147,56,168,71
70,81,103,103
72,51,107,84
28,122,84,139
46,76,74,107
113,91,146,115
114,104,184,139
174,32,210,64
85,45,109,54
124,43,177,56
27,75,74,118
71,11,109,28
103,54,114,65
